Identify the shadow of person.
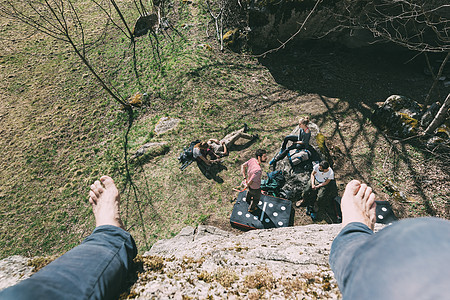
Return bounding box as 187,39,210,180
229,137,258,152
196,161,227,183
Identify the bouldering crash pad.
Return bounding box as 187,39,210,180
375,200,398,224
333,198,397,225
230,191,292,230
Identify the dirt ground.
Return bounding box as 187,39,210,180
205,41,450,232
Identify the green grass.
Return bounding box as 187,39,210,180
0,0,448,259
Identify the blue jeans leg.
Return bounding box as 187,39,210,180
329,217,450,300
0,225,137,300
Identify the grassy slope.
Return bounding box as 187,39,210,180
0,0,448,258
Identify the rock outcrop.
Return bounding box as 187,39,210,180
130,141,170,162
132,224,346,299
372,95,449,150
0,256,33,290
155,117,180,135
1,224,387,298
272,122,323,203
245,0,449,53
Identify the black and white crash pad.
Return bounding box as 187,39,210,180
332,197,397,225
230,191,293,230
375,200,398,224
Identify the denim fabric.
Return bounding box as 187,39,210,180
0,225,137,300
329,218,450,300
275,144,304,163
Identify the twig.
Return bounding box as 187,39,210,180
383,144,394,170
256,0,322,58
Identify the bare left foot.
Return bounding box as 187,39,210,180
89,176,124,229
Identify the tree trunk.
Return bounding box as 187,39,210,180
425,93,450,135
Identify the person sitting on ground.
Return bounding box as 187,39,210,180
330,180,450,299
269,116,311,169
301,160,336,220
241,149,267,213
193,142,220,166
0,176,137,300
207,125,257,158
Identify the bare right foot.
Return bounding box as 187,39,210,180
89,176,124,229
341,180,377,230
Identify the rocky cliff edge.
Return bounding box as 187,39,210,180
1,224,384,299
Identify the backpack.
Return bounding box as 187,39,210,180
288,149,311,165
178,139,200,170
261,170,286,197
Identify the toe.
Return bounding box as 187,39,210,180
89,191,98,203
368,193,376,211
100,176,115,189
94,180,103,192
363,186,373,201
356,183,367,199
90,184,100,197
345,180,361,195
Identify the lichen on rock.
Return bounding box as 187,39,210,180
372,95,423,138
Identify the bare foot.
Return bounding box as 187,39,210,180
89,176,124,229
341,180,377,230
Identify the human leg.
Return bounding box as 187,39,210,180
331,182,450,299
269,148,288,168
281,135,298,150
0,176,137,300
302,180,317,209
316,181,336,212
246,188,261,212
328,180,377,293
331,218,450,299
222,128,254,149
269,144,299,168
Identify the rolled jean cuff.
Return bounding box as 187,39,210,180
340,222,373,235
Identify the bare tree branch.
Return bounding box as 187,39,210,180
425,51,450,104
425,92,450,135
256,0,322,58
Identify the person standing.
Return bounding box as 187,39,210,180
241,149,267,213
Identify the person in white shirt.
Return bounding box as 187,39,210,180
302,160,336,220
